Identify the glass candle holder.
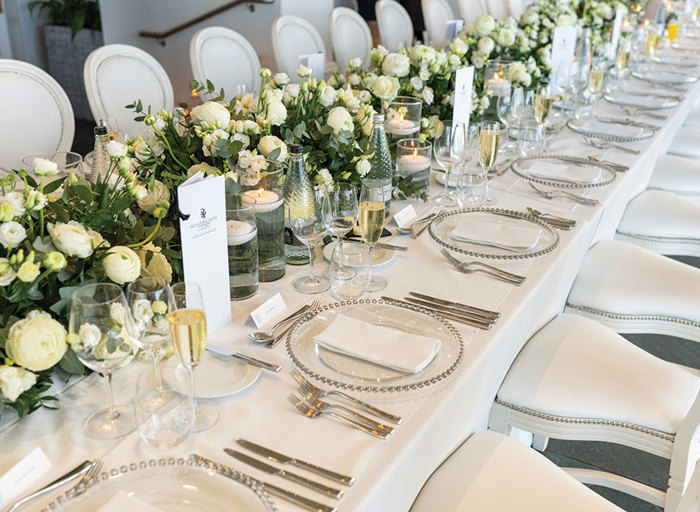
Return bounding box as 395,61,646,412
22,151,84,180
225,194,258,301
236,165,286,282
396,138,431,197
384,96,422,145
484,60,512,121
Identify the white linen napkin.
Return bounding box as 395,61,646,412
99,491,162,512
313,315,441,374
449,217,542,252
580,119,645,138
525,161,602,185
610,92,669,108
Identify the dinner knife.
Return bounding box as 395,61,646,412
236,438,355,486
402,295,496,322
408,292,501,318
206,345,281,373
382,297,494,329
224,449,344,499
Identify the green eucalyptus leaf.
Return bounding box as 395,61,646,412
48,202,69,222
58,350,85,375
43,177,66,194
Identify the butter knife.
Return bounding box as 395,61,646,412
236,439,355,486
207,345,281,373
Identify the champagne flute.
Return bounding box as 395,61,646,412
431,121,468,207
329,183,359,279
69,283,137,440
169,281,219,432
359,185,388,292
587,59,606,103
534,83,553,150
290,189,332,294
478,122,501,206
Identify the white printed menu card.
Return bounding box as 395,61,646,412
453,66,474,127
445,20,464,42
609,9,625,59
550,26,577,95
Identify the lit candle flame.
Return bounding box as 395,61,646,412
191,89,200,97
412,148,418,158
257,188,264,197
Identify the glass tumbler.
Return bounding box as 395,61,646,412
330,240,371,300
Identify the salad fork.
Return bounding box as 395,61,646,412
440,249,526,285
583,137,641,154
298,396,394,434
528,182,599,206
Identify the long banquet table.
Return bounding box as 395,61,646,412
1,74,698,512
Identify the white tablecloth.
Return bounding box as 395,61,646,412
0,77,696,512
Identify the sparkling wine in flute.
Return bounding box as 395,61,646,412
478,130,500,170
169,309,207,369
588,69,605,94
358,201,384,246
616,50,630,70
534,95,553,123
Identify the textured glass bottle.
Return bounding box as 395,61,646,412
363,114,393,212
91,124,110,183
283,144,313,265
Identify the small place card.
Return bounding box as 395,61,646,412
299,52,325,81
609,9,624,59
453,66,474,127
250,293,287,329
392,204,417,229
444,20,464,42
0,447,51,505
550,26,578,95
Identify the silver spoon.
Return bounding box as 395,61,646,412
247,303,312,343
396,212,437,235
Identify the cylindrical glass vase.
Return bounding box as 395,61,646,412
226,194,258,301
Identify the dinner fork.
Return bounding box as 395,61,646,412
583,137,641,154
290,368,403,424
298,395,394,434
266,300,321,349
528,182,599,206
288,394,390,439
440,249,526,283
620,106,667,120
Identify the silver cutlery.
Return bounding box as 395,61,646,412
375,242,408,252
288,394,390,439
618,117,661,131
528,182,599,206
384,296,495,329
401,295,497,322
291,368,402,424
266,301,321,349
206,346,281,373
248,303,312,343
583,136,641,154
526,207,576,230
407,292,500,318
224,449,344,499
586,156,628,172
296,395,394,434
440,249,526,284
620,106,668,120
236,439,355,487
396,212,437,235
412,210,443,239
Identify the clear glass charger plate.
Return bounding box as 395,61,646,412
631,69,698,85
286,299,464,393
566,117,655,142
428,208,559,261
510,153,617,189
603,91,680,110
43,456,277,511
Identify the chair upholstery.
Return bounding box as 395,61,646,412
566,240,700,341
507,0,526,17
410,431,623,512
84,44,174,139
458,0,487,24
375,0,415,51
421,0,455,46
271,15,330,82
648,154,700,198
484,0,510,19
615,190,700,256
0,59,74,173
329,7,373,73
668,126,700,159
683,105,700,129
189,27,261,98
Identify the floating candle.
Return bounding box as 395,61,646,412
397,152,431,173
485,73,511,97
241,188,283,214
227,219,256,246
385,117,420,136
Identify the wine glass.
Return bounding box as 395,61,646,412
289,189,332,294
457,124,483,206
69,283,137,440
329,183,359,279
496,93,516,150
478,122,501,206
431,121,468,207
359,184,388,292
534,83,553,149
126,277,174,391
169,281,219,432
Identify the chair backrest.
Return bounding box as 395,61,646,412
421,0,455,46
329,7,373,73
375,0,415,51
507,0,525,18
271,15,326,82
190,27,261,98
0,59,74,173
84,44,174,139
484,0,510,19
458,0,487,24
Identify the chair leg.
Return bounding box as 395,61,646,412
532,434,550,452
488,400,513,436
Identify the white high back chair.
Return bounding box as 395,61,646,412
0,59,74,173
507,0,525,17
271,15,329,82
84,44,174,139
190,27,261,99
375,0,415,51
458,0,487,25
421,0,455,46
329,7,373,73
484,0,510,19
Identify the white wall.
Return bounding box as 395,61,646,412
4,0,48,66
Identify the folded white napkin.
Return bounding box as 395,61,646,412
525,161,601,185
313,315,441,374
449,217,542,252
580,120,645,138
610,92,670,108
99,491,162,512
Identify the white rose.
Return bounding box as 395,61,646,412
186,162,219,179
190,101,231,127
239,93,257,113
48,221,93,258
0,192,26,217
137,180,170,213
381,53,411,77
423,87,434,105
103,246,141,285
450,37,468,55
370,45,389,59
296,65,312,77
556,14,574,26
478,36,495,54
6,311,67,372
356,159,371,177
264,99,287,125
0,221,26,249
410,76,424,91
137,242,173,283
419,66,431,81
257,135,288,161
496,29,516,47
131,298,154,328
32,157,59,177
521,10,539,26
354,104,375,136
106,140,128,158
368,75,400,101
319,84,338,107
0,366,36,402
0,258,16,286
274,72,289,85
326,106,354,135
410,45,436,63
78,322,102,350
474,15,496,36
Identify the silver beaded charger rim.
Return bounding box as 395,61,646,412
510,153,617,189
428,208,560,261
285,299,465,394
566,117,655,142
631,70,698,84
602,92,680,111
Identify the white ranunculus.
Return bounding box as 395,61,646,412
474,15,496,37
0,365,36,402
103,246,141,285
319,84,338,107
0,221,26,249
410,76,423,91
521,9,539,26
190,101,231,127
0,192,26,217
264,99,287,125
450,38,468,55
326,106,354,135
137,242,173,283
137,180,170,213
381,53,410,77
296,65,312,77
32,157,59,177
354,104,375,136
478,36,495,54
356,159,371,177
556,14,574,26
257,135,288,161
48,221,93,258
496,29,516,47
186,162,219,179
0,258,16,286
273,72,289,85
423,87,434,105
367,75,400,101
106,140,128,158
409,45,436,64
6,311,67,372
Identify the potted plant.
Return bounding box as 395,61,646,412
29,0,103,120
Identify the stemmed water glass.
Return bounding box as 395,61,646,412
496,93,516,150
358,184,388,292
289,189,332,294
169,281,219,432
329,183,359,279
431,121,468,207
478,122,501,206
69,283,137,440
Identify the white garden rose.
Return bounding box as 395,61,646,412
47,221,93,258
296,65,312,77
556,14,574,26
6,311,67,372
257,135,288,161
474,15,496,36
186,162,219,179
190,101,231,127
367,75,400,101
32,157,59,177
131,298,154,328
273,72,289,85
326,106,354,135
354,104,375,136
264,99,287,125
423,87,434,105
356,159,371,177
0,257,16,286
478,36,495,54
496,29,516,47
381,53,410,77
137,242,173,283
319,84,338,107
106,140,128,158
0,221,26,249
520,9,539,26
410,76,424,91
137,180,170,213
0,192,26,217
103,246,141,285
0,366,36,402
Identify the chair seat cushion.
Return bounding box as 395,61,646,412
684,106,700,129
410,431,623,512
497,315,700,434
668,126,700,159
649,154,700,196
618,190,700,239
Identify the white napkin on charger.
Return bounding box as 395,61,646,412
313,315,441,374
580,119,645,138
610,92,670,108
525,161,601,185
99,491,163,512
449,217,542,252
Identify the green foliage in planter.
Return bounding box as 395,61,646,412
29,0,101,41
